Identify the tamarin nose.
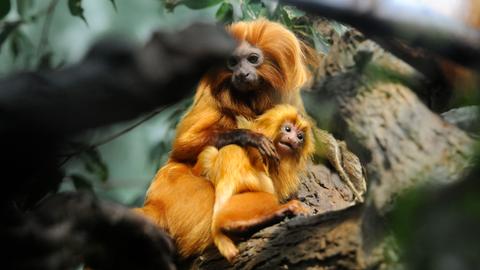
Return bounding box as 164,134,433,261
288,136,298,147
239,72,250,80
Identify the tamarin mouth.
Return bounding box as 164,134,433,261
277,141,294,154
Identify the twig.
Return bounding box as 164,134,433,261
36,0,61,57
59,107,166,166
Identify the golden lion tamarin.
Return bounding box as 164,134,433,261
136,19,316,258
193,104,314,261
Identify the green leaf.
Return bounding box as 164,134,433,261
310,26,330,54
0,20,22,50
163,0,181,12
0,0,11,19
9,30,31,59
16,0,32,17
81,148,109,182
183,0,223,10
279,7,292,27
68,0,88,24
241,2,258,20
261,0,278,16
108,0,117,11
37,52,53,70
10,34,19,58
216,2,233,23
331,21,348,36
230,1,243,21
71,174,94,192
282,5,305,20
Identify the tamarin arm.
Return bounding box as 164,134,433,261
213,129,279,166
170,118,221,163
171,95,279,164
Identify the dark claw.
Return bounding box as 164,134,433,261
256,137,279,172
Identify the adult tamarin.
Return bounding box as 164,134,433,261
193,104,314,261
137,19,316,258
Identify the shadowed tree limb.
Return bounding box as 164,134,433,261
191,27,475,269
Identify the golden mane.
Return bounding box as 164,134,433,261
202,19,314,119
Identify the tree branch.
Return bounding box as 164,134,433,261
282,0,480,69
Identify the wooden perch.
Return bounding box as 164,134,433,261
192,29,475,269
308,30,474,212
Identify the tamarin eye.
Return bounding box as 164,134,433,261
284,125,291,132
297,133,304,141
227,57,238,68
247,54,259,64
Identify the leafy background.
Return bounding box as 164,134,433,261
0,0,329,206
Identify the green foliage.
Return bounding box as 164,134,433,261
70,173,94,192
164,0,222,11
0,0,11,19
388,188,425,249
81,149,109,183
109,0,117,11
184,0,223,10
61,142,110,192
0,20,22,50
68,0,87,24
16,0,33,17
215,2,233,23
162,0,332,53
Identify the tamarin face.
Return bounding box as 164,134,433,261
276,121,306,156
226,41,264,93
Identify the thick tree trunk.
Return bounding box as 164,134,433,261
192,30,475,269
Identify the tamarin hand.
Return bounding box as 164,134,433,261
214,129,280,168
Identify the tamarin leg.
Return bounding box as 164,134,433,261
138,162,215,258
212,192,309,261
218,192,309,235
199,145,275,216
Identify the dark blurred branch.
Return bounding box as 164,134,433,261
282,0,480,69
3,192,176,270
0,23,235,138
0,23,234,208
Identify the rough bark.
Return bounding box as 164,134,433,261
191,164,360,270
311,30,475,213
192,29,476,269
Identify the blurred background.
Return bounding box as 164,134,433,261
0,0,221,206
0,0,329,206
1,1,479,269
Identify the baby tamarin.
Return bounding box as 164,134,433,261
193,104,315,261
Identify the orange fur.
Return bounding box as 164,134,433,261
193,105,314,260
137,19,315,259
